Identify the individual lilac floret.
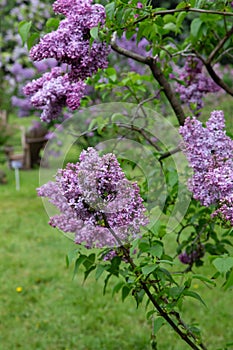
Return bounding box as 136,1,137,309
180,111,233,225
37,148,148,248
175,57,220,115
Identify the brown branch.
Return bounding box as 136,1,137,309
158,146,181,161
132,7,233,28
148,60,186,125
205,63,233,96
194,50,233,96
111,34,186,126
206,25,233,64
111,32,149,64
103,214,207,350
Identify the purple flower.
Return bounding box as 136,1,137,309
180,111,233,225
38,148,148,248
24,0,110,121
24,67,86,122
137,2,143,9
174,57,220,115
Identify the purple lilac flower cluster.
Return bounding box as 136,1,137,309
174,57,220,114
180,110,233,225
24,0,109,122
38,148,148,248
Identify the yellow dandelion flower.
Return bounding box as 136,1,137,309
16,286,23,293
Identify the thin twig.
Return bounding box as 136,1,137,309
158,146,181,161
111,33,186,126
206,25,233,64
131,7,233,28
103,214,207,350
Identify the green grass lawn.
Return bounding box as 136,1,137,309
0,166,232,350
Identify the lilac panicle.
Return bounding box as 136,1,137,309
175,57,220,115
24,0,109,122
37,148,148,248
24,68,86,122
180,111,233,225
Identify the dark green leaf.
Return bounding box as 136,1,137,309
122,285,132,302
83,253,96,270
84,265,96,282
223,268,233,290
112,281,125,296
183,290,207,307
73,254,87,279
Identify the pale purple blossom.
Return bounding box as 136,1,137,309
175,57,220,114
24,0,109,121
180,111,233,225
37,148,148,248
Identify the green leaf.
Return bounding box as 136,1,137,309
138,241,150,253
46,18,60,30
18,21,32,45
90,27,99,40
103,274,111,295
95,264,108,280
213,256,233,274
146,309,155,320
192,274,216,286
190,18,202,38
183,290,207,307
176,11,186,32
122,285,132,302
27,33,40,50
105,67,117,82
73,254,87,279
142,264,157,276
148,244,163,258
83,253,96,270
223,268,233,290
105,2,115,21
153,317,164,335
112,281,125,296
66,249,79,267
84,265,96,282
